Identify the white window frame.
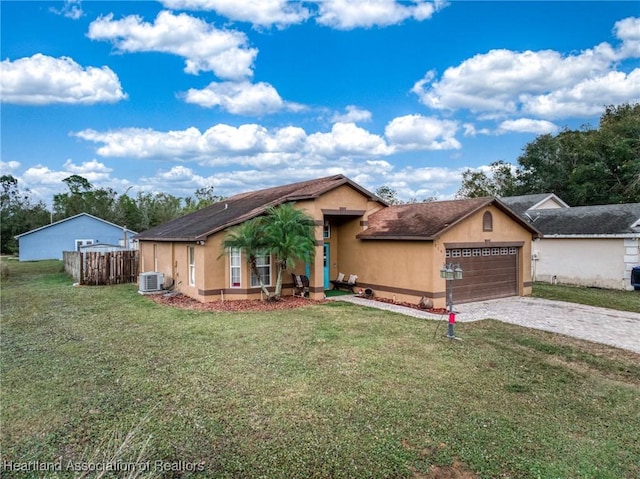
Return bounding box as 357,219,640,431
188,246,196,286
323,220,331,239
230,248,242,288
251,250,272,287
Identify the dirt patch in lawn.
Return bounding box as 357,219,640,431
148,292,324,312
372,296,449,314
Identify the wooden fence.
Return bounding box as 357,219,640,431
63,250,139,285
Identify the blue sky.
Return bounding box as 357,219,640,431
2,1,639,204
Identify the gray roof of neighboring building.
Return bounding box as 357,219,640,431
500,193,569,216
527,203,640,236
135,175,383,241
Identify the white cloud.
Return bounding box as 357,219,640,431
63,159,113,178
0,161,21,175
496,118,559,135
50,0,84,20
75,127,206,159
314,0,445,30
17,160,132,204
522,69,640,118
74,117,466,169
161,0,446,30
22,165,70,187
385,114,461,150
330,105,372,123
0,54,126,105
614,17,640,59
413,47,616,113
306,122,392,158
412,17,639,121
160,0,311,28
462,123,491,137
183,80,304,115
87,11,257,80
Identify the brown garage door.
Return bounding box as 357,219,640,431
445,247,518,304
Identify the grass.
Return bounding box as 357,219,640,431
2,260,639,478
532,281,640,313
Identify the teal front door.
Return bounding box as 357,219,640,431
323,243,330,290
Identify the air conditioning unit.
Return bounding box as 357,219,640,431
139,272,164,293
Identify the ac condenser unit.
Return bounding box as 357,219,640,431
139,272,164,292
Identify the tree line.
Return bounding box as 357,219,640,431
0,174,224,254
457,103,640,205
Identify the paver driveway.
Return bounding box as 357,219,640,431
331,295,640,354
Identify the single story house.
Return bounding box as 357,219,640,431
501,194,640,290
136,175,540,307
15,213,137,261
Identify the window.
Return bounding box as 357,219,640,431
492,248,500,255
230,248,241,288
251,250,271,287
500,247,509,255
482,248,491,256
75,239,94,251
188,246,195,286
509,247,517,255
323,220,331,239
472,248,481,256
451,249,461,258
483,211,493,232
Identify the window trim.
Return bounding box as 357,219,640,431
230,248,242,288
153,243,158,271
188,245,196,286
250,250,272,287
482,211,493,232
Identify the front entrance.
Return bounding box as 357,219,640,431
323,243,330,289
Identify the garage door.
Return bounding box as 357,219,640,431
446,247,518,304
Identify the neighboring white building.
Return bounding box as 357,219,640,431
502,194,640,291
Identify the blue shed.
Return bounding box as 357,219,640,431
15,213,137,261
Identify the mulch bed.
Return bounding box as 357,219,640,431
148,292,323,312
148,291,448,315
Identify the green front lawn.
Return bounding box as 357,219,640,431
533,281,640,313
2,260,639,478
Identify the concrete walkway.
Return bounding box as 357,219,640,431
329,295,640,354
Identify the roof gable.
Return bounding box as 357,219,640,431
15,213,136,239
136,175,384,241
358,197,541,240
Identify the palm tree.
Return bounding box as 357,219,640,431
263,203,316,299
221,217,272,299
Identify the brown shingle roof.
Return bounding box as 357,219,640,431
358,197,541,240
136,175,381,241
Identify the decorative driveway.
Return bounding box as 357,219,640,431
330,295,640,354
